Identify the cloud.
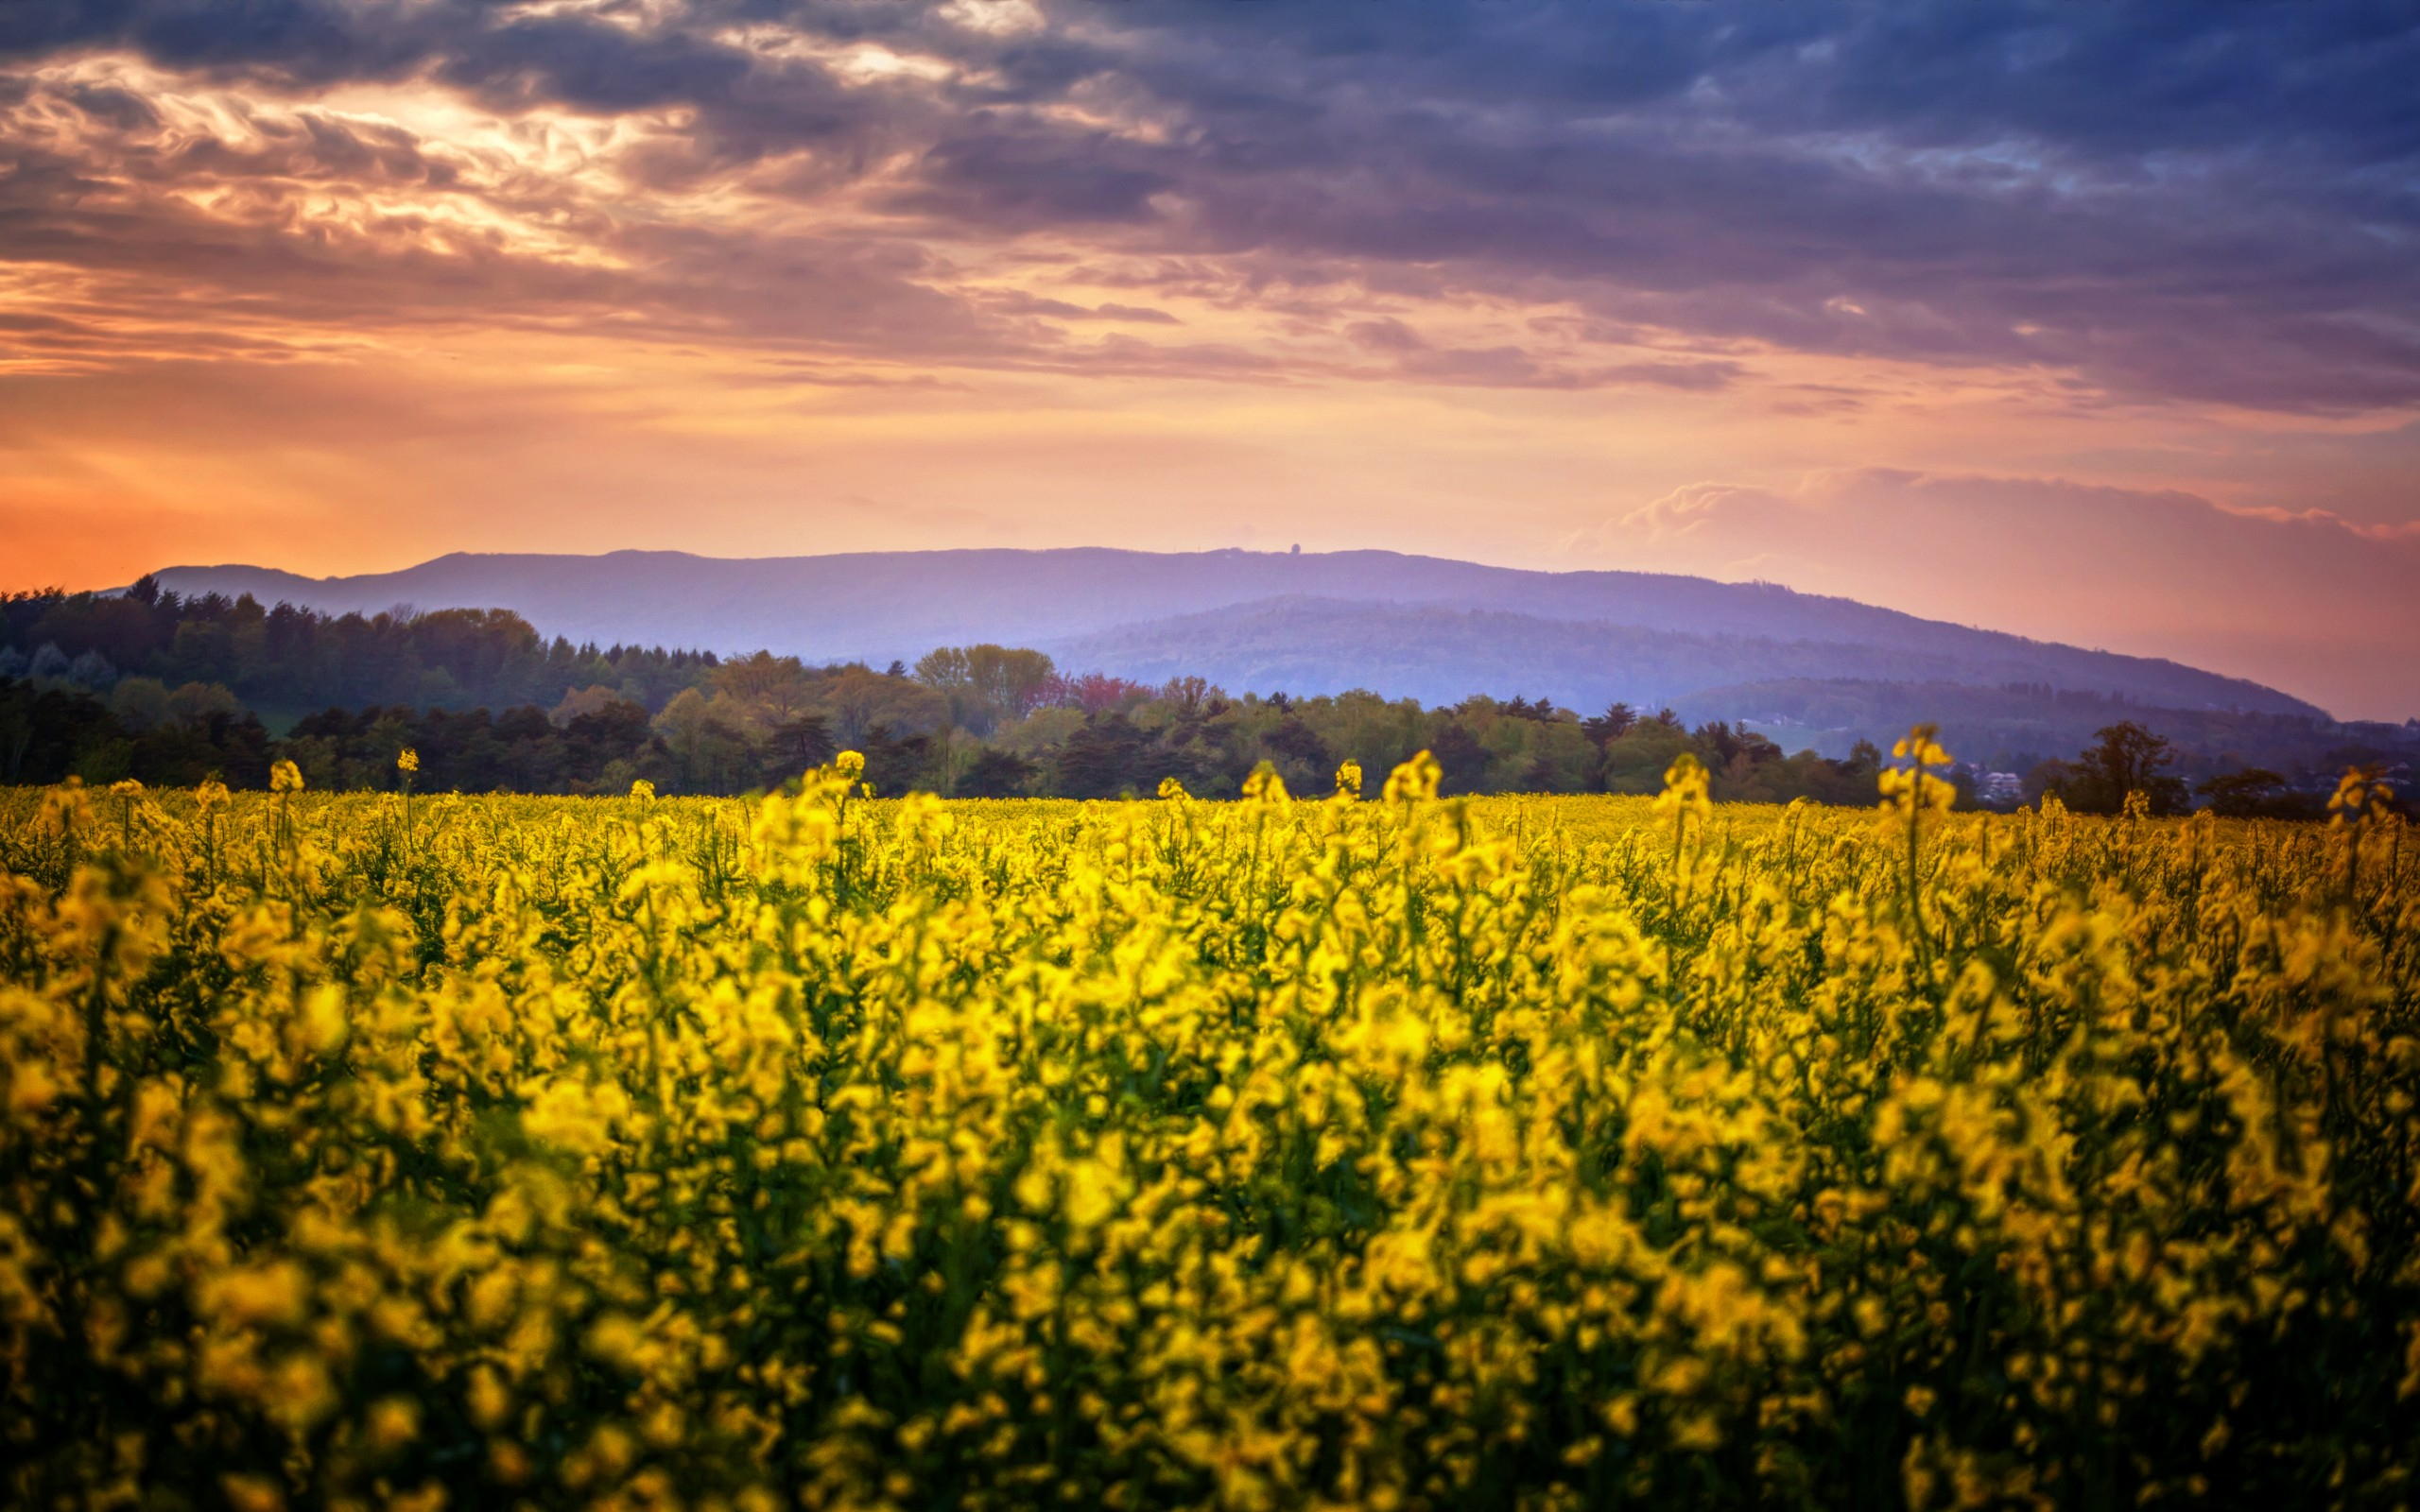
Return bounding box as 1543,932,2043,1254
1578,469,2420,720
0,1,2411,406
1340,316,1741,390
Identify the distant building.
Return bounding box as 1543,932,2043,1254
1975,771,2026,809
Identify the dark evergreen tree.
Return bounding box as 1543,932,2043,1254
1582,702,1637,745
959,748,1037,799
1054,715,1152,799
1427,723,1493,796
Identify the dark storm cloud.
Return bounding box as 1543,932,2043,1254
2,0,2414,406
894,126,1172,226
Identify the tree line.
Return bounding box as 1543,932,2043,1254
3,577,713,714
2024,721,2391,819
3,582,2401,811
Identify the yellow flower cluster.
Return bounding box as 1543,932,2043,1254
0,747,2414,1511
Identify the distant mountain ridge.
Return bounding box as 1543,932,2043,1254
1042,596,2320,717
150,547,2324,720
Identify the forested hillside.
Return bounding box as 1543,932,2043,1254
5,580,2410,809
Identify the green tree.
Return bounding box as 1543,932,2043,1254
652,688,753,793
822,666,948,747
912,646,973,720
1599,719,1697,795
918,645,1055,734
966,645,1055,730
712,651,817,726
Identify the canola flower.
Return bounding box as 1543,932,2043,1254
0,741,2416,1512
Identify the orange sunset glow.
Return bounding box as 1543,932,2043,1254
3,1,2417,715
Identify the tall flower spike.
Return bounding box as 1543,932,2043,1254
1653,752,1713,827
1878,724,1957,816
1241,763,1289,804
1381,750,1441,803
2329,765,2391,827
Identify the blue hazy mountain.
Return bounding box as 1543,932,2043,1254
151,548,2322,718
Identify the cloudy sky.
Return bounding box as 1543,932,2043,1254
3,0,2415,715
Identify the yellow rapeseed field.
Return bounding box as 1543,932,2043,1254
2,745,2415,1511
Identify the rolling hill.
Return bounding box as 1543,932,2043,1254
150,547,2324,722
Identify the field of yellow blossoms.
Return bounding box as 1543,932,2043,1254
3,744,2416,1511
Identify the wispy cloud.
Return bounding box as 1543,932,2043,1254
6,1,2414,403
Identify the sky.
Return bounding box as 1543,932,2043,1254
2,0,2416,718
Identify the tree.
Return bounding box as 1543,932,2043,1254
959,747,1036,799
913,646,971,689
1426,721,1493,796
1691,721,1784,797
66,649,116,690
1044,673,1153,716
822,666,947,746
2055,721,2189,815
918,644,1057,734
109,678,172,730
562,701,664,791
1159,676,1215,715
552,684,636,726
966,645,1055,730
1054,714,1151,799
762,715,837,786
912,647,974,727
1598,717,1696,795
1262,714,1332,794
1582,702,1636,746
651,688,752,794
857,724,933,796
712,651,816,725
2198,767,2292,818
